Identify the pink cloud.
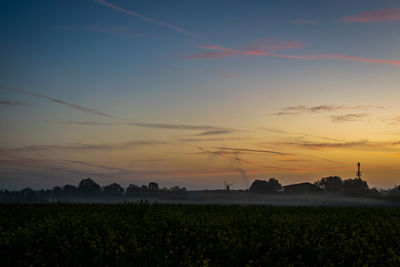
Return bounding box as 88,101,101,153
93,0,199,38
186,43,400,66
186,39,303,59
245,39,303,51
341,8,400,22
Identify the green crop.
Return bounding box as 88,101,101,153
1,203,400,266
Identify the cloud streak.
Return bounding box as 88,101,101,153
330,113,369,123
260,127,339,141
65,121,231,131
197,130,232,136
1,85,230,132
387,116,400,125
0,99,27,106
0,140,167,154
273,140,369,150
186,39,303,59
56,25,154,38
196,147,339,175
341,8,400,23
93,0,199,38
274,104,382,115
0,86,116,119
179,138,221,143
211,146,293,156
186,43,400,66
269,139,400,152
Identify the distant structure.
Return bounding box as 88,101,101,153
356,162,362,179
224,180,233,191
283,182,322,194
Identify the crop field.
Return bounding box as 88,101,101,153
1,203,400,266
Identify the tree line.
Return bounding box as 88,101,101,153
1,176,400,203
0,178,186,203
249,176,400,198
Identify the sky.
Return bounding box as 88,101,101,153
1,0,400,190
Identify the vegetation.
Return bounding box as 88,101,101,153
1,203,400,266
0,179,187,203
2,176,400,203
249,178,282,193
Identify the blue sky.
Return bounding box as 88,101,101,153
1,0,400,189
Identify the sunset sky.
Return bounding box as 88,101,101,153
1,0,400,190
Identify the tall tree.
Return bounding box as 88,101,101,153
249,178,282,193
78,178,101,194
342,178,369,193
103,183,124,195
148,182,159,191
315,176,343,192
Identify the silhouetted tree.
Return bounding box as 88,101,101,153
267,178,282,192
63,184,78,194
103,183,124,195
391,185,400,194
148,182,159,191
21,188,36,202
126,184,140,195
315,176,343,192
78,178,101,194
170,186,186,192
342,178,369,194
387,185,400,199
53,186,62,195
52,186,62,201
249,178,282,193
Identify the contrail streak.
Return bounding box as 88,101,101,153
93,0,200,38
0,85,116,119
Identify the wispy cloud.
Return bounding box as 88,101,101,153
0,140,167,154
186,42,400,66
260,127,339,141
1,85,230,131
196,147,340,175
387,116,400,125
269,139,400,152
290,19,316,24
211,146,293,156
0,86,116,119
127,122,225,130
56,25,155,38
186,39,303,59
197,147,253,187
341,8,400,23
0,99,28,106
178,137,241,143
312,54,400,66
65,121,230,131
197,130,232,136
93,0,199,38
273,140,369,150
274,104,382,115
260,128,292,134
330,113,369,122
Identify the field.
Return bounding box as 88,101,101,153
1,203,400,266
